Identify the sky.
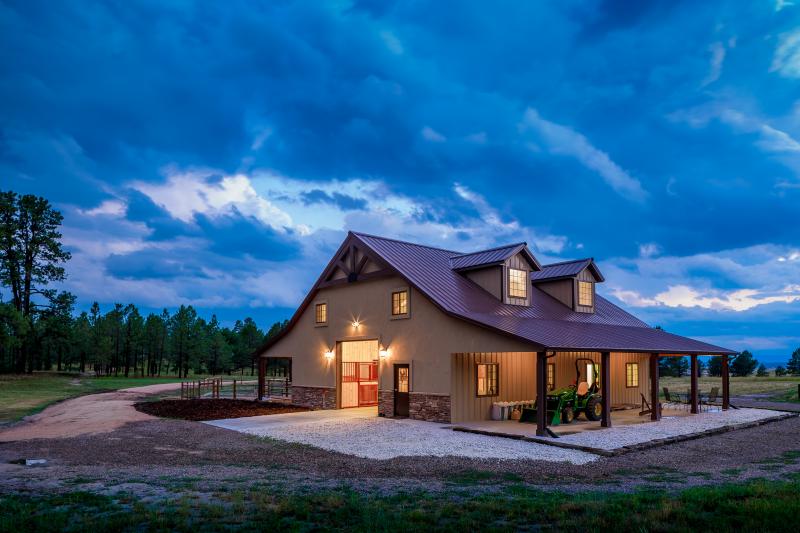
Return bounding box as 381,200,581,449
2,1,799,362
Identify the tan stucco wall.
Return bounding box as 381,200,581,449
263,275,536,396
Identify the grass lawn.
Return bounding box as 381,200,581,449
0,373,200,424
661,376,800,403
1,478,798,532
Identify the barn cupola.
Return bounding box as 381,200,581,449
530,258,604,313
450,243,541,306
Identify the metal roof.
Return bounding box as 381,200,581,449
352,232,734,355
530,258,605,282
449,243,528,271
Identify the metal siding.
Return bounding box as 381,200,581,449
464,266,502,300
536,279,573,308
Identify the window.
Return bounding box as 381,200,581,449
626,362,639,388
586,363,596,387
547,363,555,391
578,281,594,307
314,302,327,325
391,290,408,316
508,268,527,298
476,363,499,396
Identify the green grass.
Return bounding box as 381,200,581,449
1,479,798,532
0,372,199,423
661,376,800,403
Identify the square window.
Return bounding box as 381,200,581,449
391,290,408,316
508,268,527,298
315,302,327,324
547,363,555,391
476,363,499,397
578,281,594,307
626,362,639,388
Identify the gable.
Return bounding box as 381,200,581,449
320,240,391,287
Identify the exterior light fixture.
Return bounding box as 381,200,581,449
352,320,360,329
324,350,334,360
379,348,389,358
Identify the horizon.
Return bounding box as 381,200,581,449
2,1,799,359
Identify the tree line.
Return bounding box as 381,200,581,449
659,349,800,378
0,190,285,376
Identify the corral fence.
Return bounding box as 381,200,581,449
180,376,291,401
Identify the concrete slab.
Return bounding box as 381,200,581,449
204,406,378,432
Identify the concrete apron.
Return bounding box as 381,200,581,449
203,406,378,432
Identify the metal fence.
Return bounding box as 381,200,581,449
179,377,290,400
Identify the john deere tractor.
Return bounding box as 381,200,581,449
521,357,603,425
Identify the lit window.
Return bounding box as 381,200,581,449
547,363,555,391
578,281,594,307
508,268,527,298
315,303,327,324
626,362,639,388
391,290,408,316
476,363,499,397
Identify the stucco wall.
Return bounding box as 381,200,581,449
263,275,536,399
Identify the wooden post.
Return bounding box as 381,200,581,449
690,354,699,414
233,379,237,400
601,351,611,427
258,358,266,401
650,353,661,421
536,351,548,437
722,355,730,410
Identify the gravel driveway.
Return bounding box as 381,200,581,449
206,409,597,464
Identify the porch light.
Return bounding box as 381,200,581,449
324,349,334,360
379,348,389,359
352,320,361,329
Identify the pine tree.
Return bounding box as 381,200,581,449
787,348,800,376
731,350,758,377
755,363,769,377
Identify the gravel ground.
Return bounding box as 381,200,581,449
557,408,786,450
214,414,597,464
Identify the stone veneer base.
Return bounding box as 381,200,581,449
291,386,336,410
378,389,451,423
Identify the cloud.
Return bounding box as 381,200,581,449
421,126,446,142
80,199,127,217
638,243,661,258
651,285,800,312
771,29,800,78
700,41,726,86
521,108,648,203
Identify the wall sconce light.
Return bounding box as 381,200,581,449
352,320,360,329
324,349,334,360
379,348,389,359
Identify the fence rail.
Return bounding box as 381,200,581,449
179,377,290,400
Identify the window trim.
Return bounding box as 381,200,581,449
577,280,594,307
507,268,528,299
625,362,639,388
314,300,328,327
547,363,555,391
389,287,411,320
475,362,500,397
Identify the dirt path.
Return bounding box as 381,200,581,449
729,397,800,412
0,382,182,442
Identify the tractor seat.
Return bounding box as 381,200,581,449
577,382,589,396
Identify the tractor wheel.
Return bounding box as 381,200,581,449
586,396,602,421
561,406,575,424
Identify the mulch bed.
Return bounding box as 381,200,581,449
135,399,309,421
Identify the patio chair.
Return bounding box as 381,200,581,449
662,387,686,411
700,387,719,412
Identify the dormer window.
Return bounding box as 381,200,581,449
578,281,594,307
508,268,528,298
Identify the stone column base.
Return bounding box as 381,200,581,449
291,386,336,410
378,390,451,423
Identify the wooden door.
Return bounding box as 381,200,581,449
394,364,410,417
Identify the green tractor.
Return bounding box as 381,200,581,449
522,358,603,425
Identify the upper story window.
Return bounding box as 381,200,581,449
578,281,594,307
476,363,499,396
508,268,528,298
391,288,410,318
314,302,327,325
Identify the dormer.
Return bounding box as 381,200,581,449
530,258,604,313
450,243,541,306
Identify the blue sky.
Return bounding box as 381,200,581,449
2,1,799,361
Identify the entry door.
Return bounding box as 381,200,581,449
394,364,410,417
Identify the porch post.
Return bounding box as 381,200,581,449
536,351,548,437
650,353,661,421
258,357,266,401
722,355,730,410
601,351,611,428
690,354,699,414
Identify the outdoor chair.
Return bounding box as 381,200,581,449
700,387,719,412
662,387,686,411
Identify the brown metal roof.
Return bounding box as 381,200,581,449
530,258,605,282
449,243,541,271
353,232,734,355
